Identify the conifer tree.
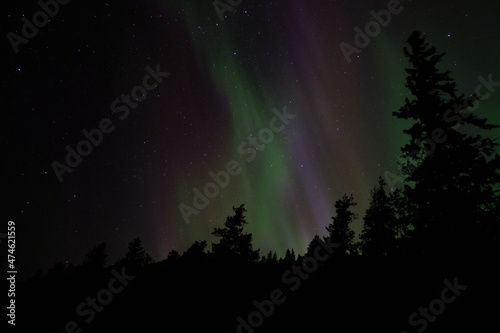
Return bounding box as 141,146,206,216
183,240,208,260
393,31,500,255
326,194,357,255
124,237,153,268
360,177,397,256
211,204,260,262
82,242,107,270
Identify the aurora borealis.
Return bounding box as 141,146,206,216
5,0,500,277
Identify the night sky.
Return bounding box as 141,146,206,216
5,0,500,278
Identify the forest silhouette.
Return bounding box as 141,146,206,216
18,31,499,332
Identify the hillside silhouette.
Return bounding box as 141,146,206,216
17,31,500,332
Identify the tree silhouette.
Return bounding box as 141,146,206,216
392,31,500,256
120,237,153,269
359,177,398,256
211,204,260,262
260,250,278,264
387,187,416,255
82,242,107,270
167,249,181,261
183,240,208,260
280,248,296,265
305,235,322,257
326,194,357,255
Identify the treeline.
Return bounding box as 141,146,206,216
18,30,500,332
26,30,500,280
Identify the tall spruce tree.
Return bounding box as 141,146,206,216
360,177,398,256
392,31,500,256
326,194,358,255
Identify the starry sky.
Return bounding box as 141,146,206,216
4,0,500,278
